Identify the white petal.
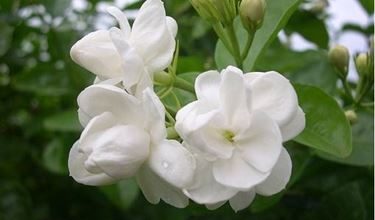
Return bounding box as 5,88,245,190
245,72,298,127
205,201,226,210
142,88,167,143
68,141,116,186
280,107,306,141
213,152,270,190
166,16,178,37
235,111,282,173
81,122,150,179
78,112,118,154
176,106,234,160
195,70,221,106
130,0,176,73
136,165,189,208
183,157,238,204
219,66,251,130
77,84,142,126
148,140,196,188
229,190,256,212
70,30,122,79
175,101,218,135
78,108,90,127
109,27,148,92
107,6,131,37
255,147,292,196
200,126,235,159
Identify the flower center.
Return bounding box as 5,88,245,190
223,130,235,143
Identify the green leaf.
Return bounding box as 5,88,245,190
42,138,69,175
359,0,374,14
316,110,374,166
256,41,338,94
285,10,329,48
215,0,302,71
294,84,352,157
99,179,139,210
44,110,81,132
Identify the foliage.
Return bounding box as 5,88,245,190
0,0,373,219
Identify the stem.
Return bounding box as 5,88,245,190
212,23,235,56
167,127,179,139
355,80,373,105
340,77,354,102
226,24,242,68
154,71,195,95
355,74,364,100
241,33,254,61
154,71,173,85
171,91,181,109
174,77,196,94
165,110,176,124
165,105,177,116
159,86,173,99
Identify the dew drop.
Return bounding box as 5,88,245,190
162,161,169,168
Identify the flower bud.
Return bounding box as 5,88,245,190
345,110,358,124
191,0,238,26
191,0,220,23
328,45,350,78
239,0,266,32
355,53,369,76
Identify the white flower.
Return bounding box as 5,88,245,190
175,66,305,211
68,84,195,208
70,0,177,95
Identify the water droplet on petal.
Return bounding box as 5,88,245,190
162,161,169,168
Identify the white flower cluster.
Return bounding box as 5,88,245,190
68,0,305,212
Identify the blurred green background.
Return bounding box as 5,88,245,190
0,0,373,219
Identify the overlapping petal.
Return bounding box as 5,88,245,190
255,147,292,196
136,165,189,208
212,152,270,190
229,190,256,212
70,30,123,79
68,141,116,186
148,140,196,188
236,111,282,173
183,155,237,204
77,84,142,127
130,0,176,73
244,71,299,127
280,107,306,141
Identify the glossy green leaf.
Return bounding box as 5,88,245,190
316,110,374,166
215,0,302,71
285,10,329,48
294,84,352,157
359,0,374,14
99,179,139,210
256,41,338,94
44,110,81,132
